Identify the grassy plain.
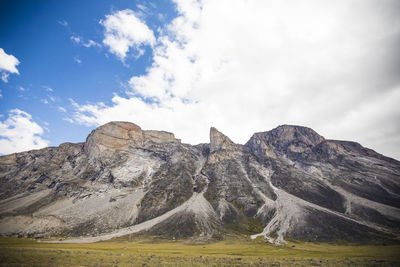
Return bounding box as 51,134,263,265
0,237,399,266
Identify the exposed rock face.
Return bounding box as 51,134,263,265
246,125,325,160
0,122,399,244
209,127,236,153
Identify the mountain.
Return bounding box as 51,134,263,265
0,122,399,244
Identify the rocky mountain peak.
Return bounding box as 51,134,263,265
246,125,325,159
267,125,325,146
209,127,236,153
84,121,143,154
92,121,142,139
84,122,180,157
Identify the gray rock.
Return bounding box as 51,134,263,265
0,122,399,244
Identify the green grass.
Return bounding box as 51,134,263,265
0,237,399,266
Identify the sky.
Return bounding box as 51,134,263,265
1,0,400,160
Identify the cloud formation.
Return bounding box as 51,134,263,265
71,35,101,48
74,56,82,64
0,48,20,82
83,40,101,48
43,86,53,92
70,35,81,44
58,20,68,27
71,0,400,160
0,109,49,155
100,9,155,61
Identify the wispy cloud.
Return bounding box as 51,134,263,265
71,35,101,48
82,40,101,48
148,2,156,9
1,73,9,83
58,20,68,27
62,117,74,123
136,4,148,12
42,86,53,92
74,56,82,64
40,95,56,104
70,35,81,44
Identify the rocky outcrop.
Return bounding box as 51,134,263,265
0,122,399,244
209,127,236,153
246,125,325,160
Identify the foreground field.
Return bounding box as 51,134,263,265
0,237,399,266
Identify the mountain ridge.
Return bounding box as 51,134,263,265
0,122,399,244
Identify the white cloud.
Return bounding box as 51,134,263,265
100,9,155,61
62,117,74,123
0,48,20,82
136,4,148,12
18,86,25,91
58,106,67,113
74,56,82,64
44,86,54,92
1,72,9,83
83,40,101,48
71,0,400,160
58,20,68,27
0,48,19,73
71,35,101,48
0,109,49,155
70,35,81,44
41,95,56,104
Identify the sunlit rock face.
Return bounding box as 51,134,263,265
84,121,143,153
0,122,399,244
209,127,236,153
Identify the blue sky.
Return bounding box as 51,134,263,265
0,0,177,147
1,0,400,160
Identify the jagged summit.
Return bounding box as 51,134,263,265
209,127,236,153
245,125,326,159
0,122,399,244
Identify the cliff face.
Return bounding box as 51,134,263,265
0,122,399,244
